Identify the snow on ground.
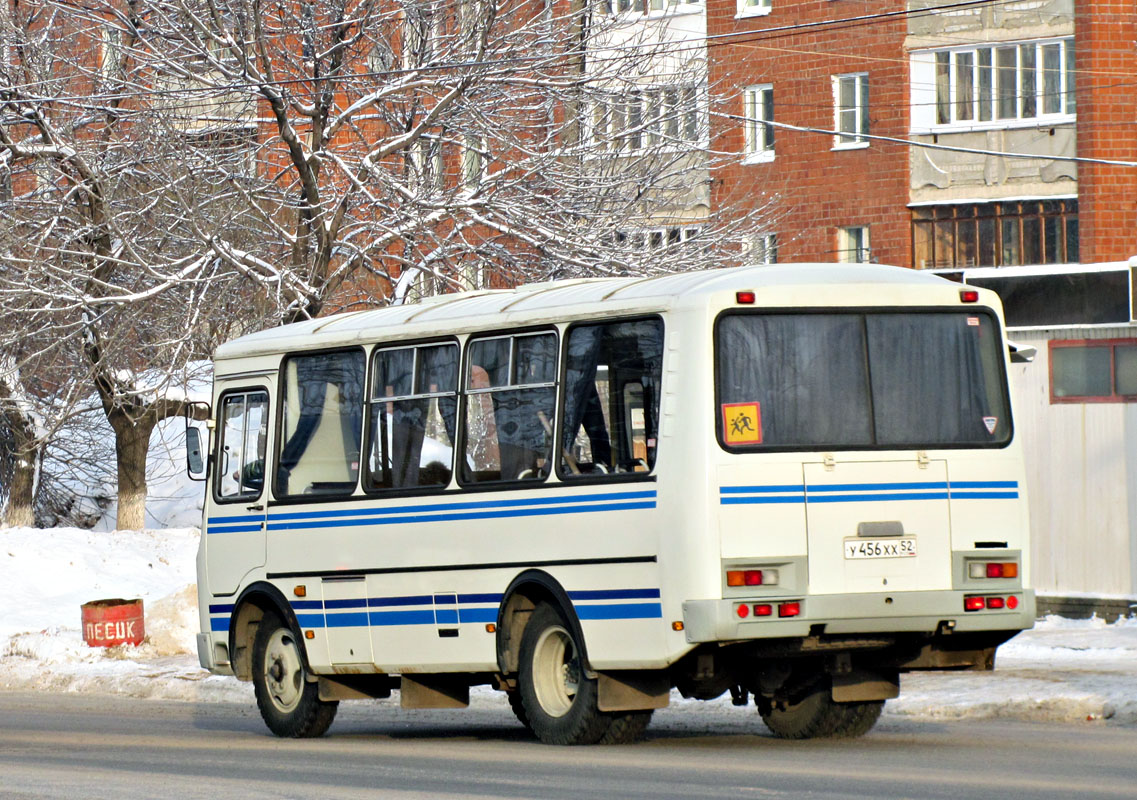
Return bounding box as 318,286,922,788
1,524,1136,727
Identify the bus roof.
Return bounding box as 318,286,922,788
214,263,971,362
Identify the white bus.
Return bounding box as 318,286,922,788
191,263,1035,744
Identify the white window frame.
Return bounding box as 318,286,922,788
462,134,485,190
587,85,703,154
745,232,778,264
911,37,1076,133
833,73,869,149
618,225,703,251
837,226,870,263
742,84,775,163
737,0,771,20
602,0,703,19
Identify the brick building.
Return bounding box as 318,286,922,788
708,0,1137,272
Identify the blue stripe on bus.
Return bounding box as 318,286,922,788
458,592,504,604
719,481,1019,504
210,618,230,632
434,609,459,625
369,595,433,608
569,588,661,601
295,612,327,628
206,513,263,524
459,607,498,623
291,600,324,610
207,524,263,534
807,482,949,492
370,610,436,627
325,612,369,628
719,485,805,494
949,491,1020,499
268,491,657,521
807,492,950,503
267,501,656,531
324,598,368,609
208,604,235,614
576,603,663,620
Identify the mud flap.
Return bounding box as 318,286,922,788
597,670,671,712
831,668,899,703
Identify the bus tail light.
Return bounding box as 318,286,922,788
1006,595,1019,610
968,561,1019,579
778,602,801,618
964,596,986,612
986,596,1005,609
736,604,750,619
960,289,979,302
726,569,779,587
753,604,773,617
736,291,756,304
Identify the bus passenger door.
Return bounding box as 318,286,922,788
206,385,272,596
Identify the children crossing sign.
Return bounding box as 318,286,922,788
722,402,762,445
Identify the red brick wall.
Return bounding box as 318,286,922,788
709,0,911,266
1075,3,1137,263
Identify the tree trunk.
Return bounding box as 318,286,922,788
3,452,37,527
112,414,155,531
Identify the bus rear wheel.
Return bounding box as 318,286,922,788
252,612,338,738
759,682,883,740
518,603,609,745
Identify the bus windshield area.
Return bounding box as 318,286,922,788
715,310,1011,450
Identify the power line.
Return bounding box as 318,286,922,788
718,110,1137,167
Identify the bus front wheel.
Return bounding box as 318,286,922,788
252,612,338,738
518,603,609,745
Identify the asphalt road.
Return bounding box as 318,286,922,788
1,691,1135,799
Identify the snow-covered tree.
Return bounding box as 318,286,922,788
0,0,777,528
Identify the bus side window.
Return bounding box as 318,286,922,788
560,318,663,478
217,391,269,499
463,332,557,484
366,342,458,491
276,350,366,498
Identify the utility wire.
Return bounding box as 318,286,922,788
719,110,1137,167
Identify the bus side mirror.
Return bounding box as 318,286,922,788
1007,340,1036,363
186,426,207,481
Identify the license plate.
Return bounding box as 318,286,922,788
844,537,917,559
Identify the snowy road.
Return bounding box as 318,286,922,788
2,691,1137,800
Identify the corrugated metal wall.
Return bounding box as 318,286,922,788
1008,326,1137,596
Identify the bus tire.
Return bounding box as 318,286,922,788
829,700,884,738
252,612,338,738
760,683,883,740
759,684,844,740
507,689,531,730
599,711,653,744
518,603,609,745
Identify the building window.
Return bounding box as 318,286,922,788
602,0,704,16
403,0,437,68
923,38,1074,129
462,134,484,190
743,85,774,162
617,225,703,251
589,86,700,152
833,73,869,147
1050,340,1137,404
738,0,771,17
745,232,778,264
838,226,870,262
912,199,1078,269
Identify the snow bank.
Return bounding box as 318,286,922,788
0,526,249,702
1,524,1135,726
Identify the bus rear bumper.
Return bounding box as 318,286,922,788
682,589,1036,644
